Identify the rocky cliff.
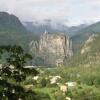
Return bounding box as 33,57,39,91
30,31,73,66
67,34,100,67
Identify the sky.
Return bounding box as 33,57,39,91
0,0,100,26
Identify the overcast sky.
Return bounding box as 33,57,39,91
0,0,100,26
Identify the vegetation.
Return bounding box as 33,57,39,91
67,34,100,67
0,12,38,53
29,33,100,99
0,12,26,33
0,45,51,100
0,11,100,100
29,65,100,100
72,21,100,53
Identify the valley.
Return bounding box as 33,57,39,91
0,12,100,100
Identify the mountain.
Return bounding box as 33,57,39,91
23,20,69,36
67,24,87,36
0,12,27,33
73,21,100,40
23,20,87,37
23,20,88,53
72,21,100,52
0,12,37,51
67,34,100,67
0,12,26,46
30,31,73,66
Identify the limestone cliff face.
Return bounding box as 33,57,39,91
30,31,73,66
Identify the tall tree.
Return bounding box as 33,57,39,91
0,45,38,100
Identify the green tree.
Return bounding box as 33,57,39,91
0,45,39,100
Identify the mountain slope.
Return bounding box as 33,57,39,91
0,12,38,52
72,21,100,52
77,21,100,35
73,22,100,42
0,12,27,33
0,12,27,46
67,34,100,67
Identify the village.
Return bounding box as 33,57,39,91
23,66,100,100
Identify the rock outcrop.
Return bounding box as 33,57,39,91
30,31,73,66
81,34,98,54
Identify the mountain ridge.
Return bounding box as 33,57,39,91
23,21,87,37
0,12,27,33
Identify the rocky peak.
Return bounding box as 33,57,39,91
30,31,73,66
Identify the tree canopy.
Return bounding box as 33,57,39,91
0,45,39,100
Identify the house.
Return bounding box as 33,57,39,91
33,76,39,80
50,75,61,84
60,85,68,93
65,82,77,89
66,97,71,100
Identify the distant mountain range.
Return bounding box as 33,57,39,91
23,20,100,53
23,20,100,39
23,20,87,37
0,11,100,66
23,21,69,36
0,11,100,53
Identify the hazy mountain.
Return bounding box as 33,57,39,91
73,21,100,41
23,20,87,36
72,21,100,52
23,20,69,36
0,12,27,33
0,12,37,50
67,24,87,36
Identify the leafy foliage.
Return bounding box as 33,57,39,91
0,45,39,99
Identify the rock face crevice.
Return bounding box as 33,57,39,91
30,31,73,66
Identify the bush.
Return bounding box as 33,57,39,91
71,85,100,100
54,91,66,100
24,91,51,100
40,78,47,87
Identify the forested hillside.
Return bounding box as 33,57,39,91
0,12,37,51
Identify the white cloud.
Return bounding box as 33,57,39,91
0,0,100,26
